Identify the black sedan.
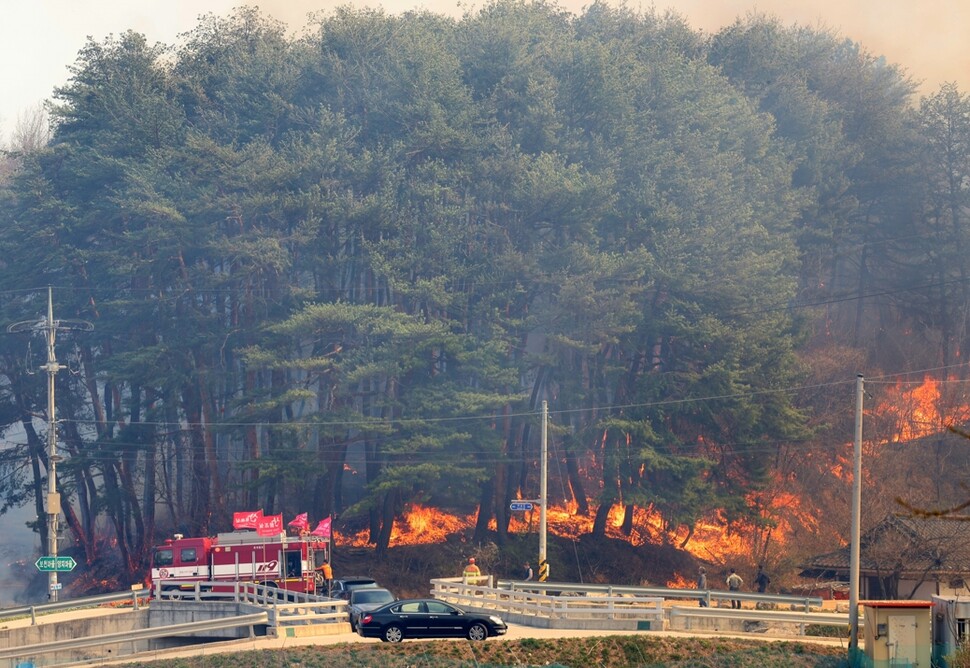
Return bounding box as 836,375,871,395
348,587,396,631
356,598,508,642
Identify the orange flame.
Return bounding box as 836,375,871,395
338,499,789,567
336,379,970,562
872,375,970,442
666,572,693,589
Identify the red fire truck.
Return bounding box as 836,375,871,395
150,530,330,596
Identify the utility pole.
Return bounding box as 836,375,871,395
849,374,864,664
8,288,92,602
538,400,548,581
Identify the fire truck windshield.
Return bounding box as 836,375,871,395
154,549,174,567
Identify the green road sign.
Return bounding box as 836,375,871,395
35,556,76,572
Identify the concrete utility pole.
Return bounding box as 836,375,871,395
8,288,92,602
539,400,548,581
849,374,864,663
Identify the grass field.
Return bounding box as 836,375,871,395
117,635,850,667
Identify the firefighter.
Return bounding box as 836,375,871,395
462,557,483,585
316,559,333,596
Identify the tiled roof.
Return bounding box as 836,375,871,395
801,514,970,578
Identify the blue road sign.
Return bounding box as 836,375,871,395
510,502,534,511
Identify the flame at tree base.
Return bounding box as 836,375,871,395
340,502,761,567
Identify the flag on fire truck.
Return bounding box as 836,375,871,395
311,517,332,538
233,509,263,530
256,513,284,536
288,512,309,530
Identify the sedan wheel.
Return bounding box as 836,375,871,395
467,622,488,641
383,625,404,643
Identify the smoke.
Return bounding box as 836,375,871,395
663,0,967,94
255,0,965,96
0,507,38,606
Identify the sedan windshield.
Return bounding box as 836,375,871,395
353,590,394,605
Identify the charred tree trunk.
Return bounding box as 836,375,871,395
592,501,612,537
621,504,634,536
182,382,211,535
375,491,396,560
473,480,494,544
565,444,589,515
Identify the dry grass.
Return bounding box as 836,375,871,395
117,636,849,668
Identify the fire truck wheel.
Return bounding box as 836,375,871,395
467,622,488,641
382,625,404,643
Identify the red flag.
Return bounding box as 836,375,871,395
256,513,284,536
311,517,332,538
287,512,309,529
233,509,263,530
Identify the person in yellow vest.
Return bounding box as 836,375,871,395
316,559,333,596
462,557,483,585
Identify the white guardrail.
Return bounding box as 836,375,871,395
152,580,349,628
431,577,846,635
668,605,858,630
0,583,348,668
0,588,149,626
432,577,665,625
0,612,269,665
499,581,824,612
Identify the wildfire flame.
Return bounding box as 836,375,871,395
340,501,773,566
872,375,970,442
337,376,970,570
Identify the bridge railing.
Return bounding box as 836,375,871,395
0,588,149,626
668,604,859,635
432,577,665,624
498,581,823,612
152,580,348,628
0,611,268,667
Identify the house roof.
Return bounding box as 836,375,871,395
801,514,970,579
861,600,934,608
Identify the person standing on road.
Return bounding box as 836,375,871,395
755,564,770,593
726,568,743,609
522,562,534,581
316,559,333,597
463,557,482,584
696,567,708,607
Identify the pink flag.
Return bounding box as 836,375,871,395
256,513,284,536
233,509,263,530
288,512,309,529
311,517,332,538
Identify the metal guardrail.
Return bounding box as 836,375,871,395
0,588,149,626
0,612,268,664
433,578,665,624
668,605,861,635
0,583,345,667
669,605,856,624
498,581,823,612
434,577,835,634
152,581,349,629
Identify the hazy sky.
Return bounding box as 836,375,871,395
1,0,968,143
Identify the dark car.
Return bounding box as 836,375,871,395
357,598,508,642
329,576,379,599
348,587,396,630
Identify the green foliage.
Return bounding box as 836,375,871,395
0,0,946,581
